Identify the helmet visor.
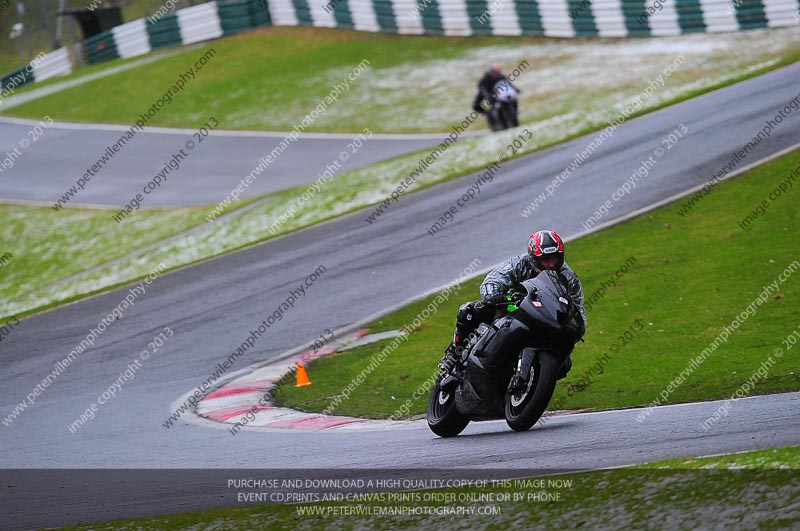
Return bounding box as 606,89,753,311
536,255,560,270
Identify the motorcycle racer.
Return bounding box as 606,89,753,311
439,230,586,376
472,64,520,131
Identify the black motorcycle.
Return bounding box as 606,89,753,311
479,96,518,132
476,79,519,131
427,270,582,437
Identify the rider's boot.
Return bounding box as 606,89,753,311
438,338,464,373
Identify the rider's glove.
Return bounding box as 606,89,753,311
505,287,526,304
481,282,507,305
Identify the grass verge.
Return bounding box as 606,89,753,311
0,203,213,321
50,446,800,531
274,150,800,418
5,27,800,133
4,30,800,321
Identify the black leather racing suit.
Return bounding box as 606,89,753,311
452,254,587,353
481,254,587,329
475,71,519,104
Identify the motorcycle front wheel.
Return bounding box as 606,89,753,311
497,102,516,130
505,350,560,432
427,379,470,437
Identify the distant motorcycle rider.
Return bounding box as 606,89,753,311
439,230,586,378
472,64,519,131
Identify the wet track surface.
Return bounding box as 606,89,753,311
0,120,445,206
2,63,799,529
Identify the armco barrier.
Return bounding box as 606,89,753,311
0,48,73,94
79,0,800,65
85,0,269,64
267,0,800,37
2,0,797,87
0,0,267,89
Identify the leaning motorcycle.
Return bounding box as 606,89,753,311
427,270,582,437
479,80,519,131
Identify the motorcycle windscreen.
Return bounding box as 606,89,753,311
519,271,571,332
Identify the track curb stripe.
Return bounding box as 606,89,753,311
193,329,389,431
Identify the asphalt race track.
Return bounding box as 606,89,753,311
2,63,799,529
3,392,798,530
0,119,446,206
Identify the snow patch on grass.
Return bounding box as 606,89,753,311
3,28,800,319
289,27,800,132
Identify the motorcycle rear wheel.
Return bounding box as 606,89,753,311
427,379,470,437
505,350,560,432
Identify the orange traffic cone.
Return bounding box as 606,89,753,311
295,362,312,387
